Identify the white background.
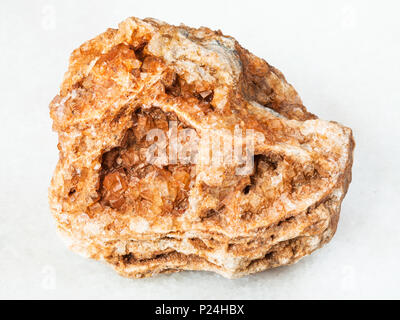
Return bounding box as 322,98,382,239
0,0,399,299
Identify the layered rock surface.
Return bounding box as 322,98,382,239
49,17,354,278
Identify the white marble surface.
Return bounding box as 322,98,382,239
0,0,399,299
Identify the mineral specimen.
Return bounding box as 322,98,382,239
49,17,354,278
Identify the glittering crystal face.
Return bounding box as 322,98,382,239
49,17,354,278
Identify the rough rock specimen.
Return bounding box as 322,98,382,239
49,17,354,278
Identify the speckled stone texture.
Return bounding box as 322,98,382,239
49,17,354,278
